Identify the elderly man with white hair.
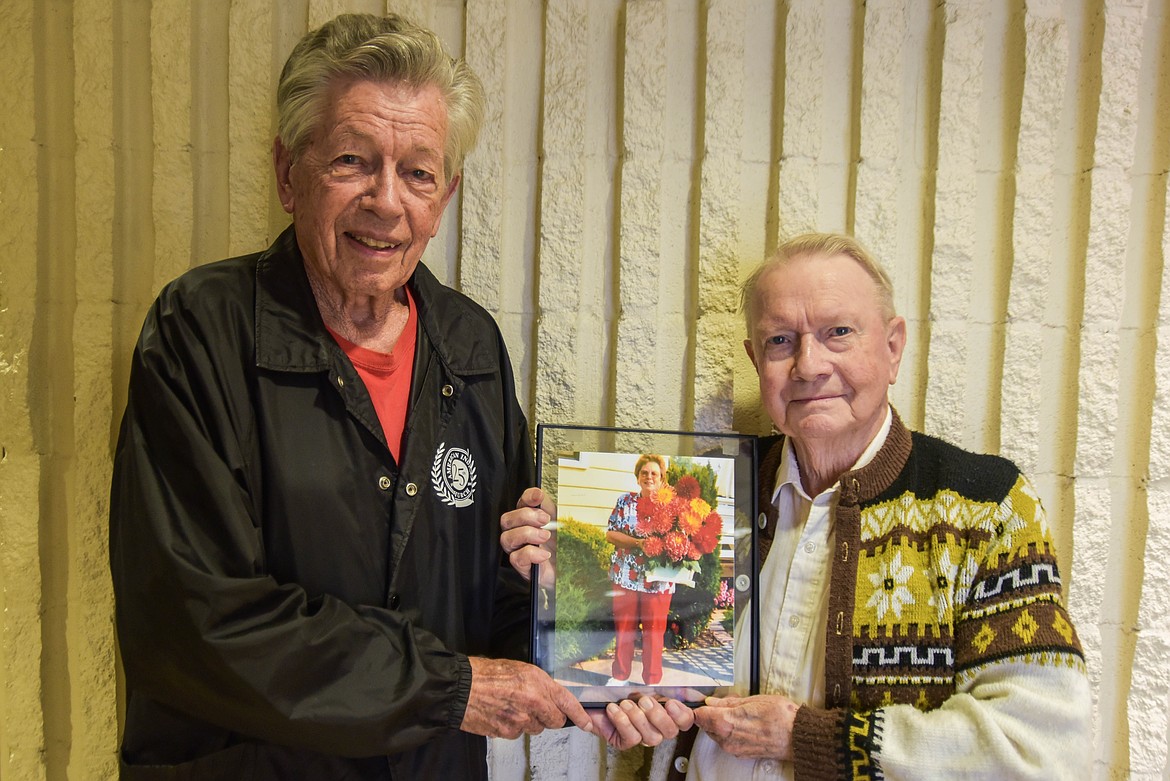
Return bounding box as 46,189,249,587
505,232,1091,780
111,13,599,780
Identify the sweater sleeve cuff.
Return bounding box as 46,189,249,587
792,705,847,780
446,654,473,730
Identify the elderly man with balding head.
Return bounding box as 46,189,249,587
672,233,1091,779
504,232,1092,778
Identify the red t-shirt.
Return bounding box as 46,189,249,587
326,290,417,464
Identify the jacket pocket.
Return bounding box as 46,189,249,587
120,742,256,780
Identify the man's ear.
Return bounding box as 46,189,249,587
886,315,907,385
430,173,461,237
744,339,758,371
273,137,295,215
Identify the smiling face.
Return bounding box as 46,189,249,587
637,461,664,497
745,252,906,466
274,78,458,312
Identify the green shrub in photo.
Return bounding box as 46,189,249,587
553,516,614,670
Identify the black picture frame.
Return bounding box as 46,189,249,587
531,423,758,708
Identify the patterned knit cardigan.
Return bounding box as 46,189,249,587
669,411,1088,780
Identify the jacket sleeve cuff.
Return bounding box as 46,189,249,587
792,705,847,780
446,654,473,730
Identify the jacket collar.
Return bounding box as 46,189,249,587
253,225,499,377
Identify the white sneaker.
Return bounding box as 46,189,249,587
605,677,627,686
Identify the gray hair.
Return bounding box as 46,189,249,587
739,232,897,334
276,13,485,180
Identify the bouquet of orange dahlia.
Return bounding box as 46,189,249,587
635,475,723,585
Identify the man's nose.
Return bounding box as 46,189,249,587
791,334,830,379
362,169,403,217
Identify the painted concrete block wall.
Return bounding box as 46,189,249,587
1,1,1168,779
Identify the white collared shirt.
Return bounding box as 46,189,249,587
688,407,893,780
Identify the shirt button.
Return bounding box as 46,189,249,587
405,482,418,496
804,541,816,554
788,614,800,628
441,384,454,397
757,512,767,529
761,758,778,774
673,756,689,773
377,475,392,491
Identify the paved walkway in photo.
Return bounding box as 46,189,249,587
560,611,735,690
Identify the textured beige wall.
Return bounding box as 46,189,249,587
0,0,1167,779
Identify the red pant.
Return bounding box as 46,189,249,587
611,585,674,684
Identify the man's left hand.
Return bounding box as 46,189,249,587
693,694,798,760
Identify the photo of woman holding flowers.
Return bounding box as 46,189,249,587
605,455,724,685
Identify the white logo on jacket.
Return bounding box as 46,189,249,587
431,442,477,508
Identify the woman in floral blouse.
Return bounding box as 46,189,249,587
605,454,676,685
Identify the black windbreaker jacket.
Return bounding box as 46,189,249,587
110,227,533,779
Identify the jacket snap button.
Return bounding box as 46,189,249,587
757,512,767,529
673,756,689,773
388,592,400,609
378,475,392,491
441,384,454,397
336,376,344,388
405,482,418,496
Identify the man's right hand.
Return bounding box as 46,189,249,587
461,657,592,739
500,487,556,588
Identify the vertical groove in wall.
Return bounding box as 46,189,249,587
731,0,782,437
496,0,549,416
696,0,745,436
904,4,944,429
429,6,469,289
762,0,787,254
33,1,77,778
112,0,155,441
1135,111,1170,775
192,1,231,267
535,0,589,427
976,3,1025,454
1052,0,1100,616
1072,1,1147,770
776,0,823,237
1124,3,1170,774
462,0,507,343
923,1,985,445
843,0,863,236
150,2,194,290
70,0,118,774
1002,4,1081,597
269,3,308,240
0,2,46,778
1002,8,1067,478
228,1,277,256
615,0,668,433
855,0,911,414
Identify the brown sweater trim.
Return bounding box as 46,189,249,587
838,408,913,505
792,706,848,780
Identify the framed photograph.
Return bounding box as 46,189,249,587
531,424,758,708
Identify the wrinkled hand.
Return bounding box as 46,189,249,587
591,696,695,750
693,694,798,760
500,487,556,588
461,657,592,739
